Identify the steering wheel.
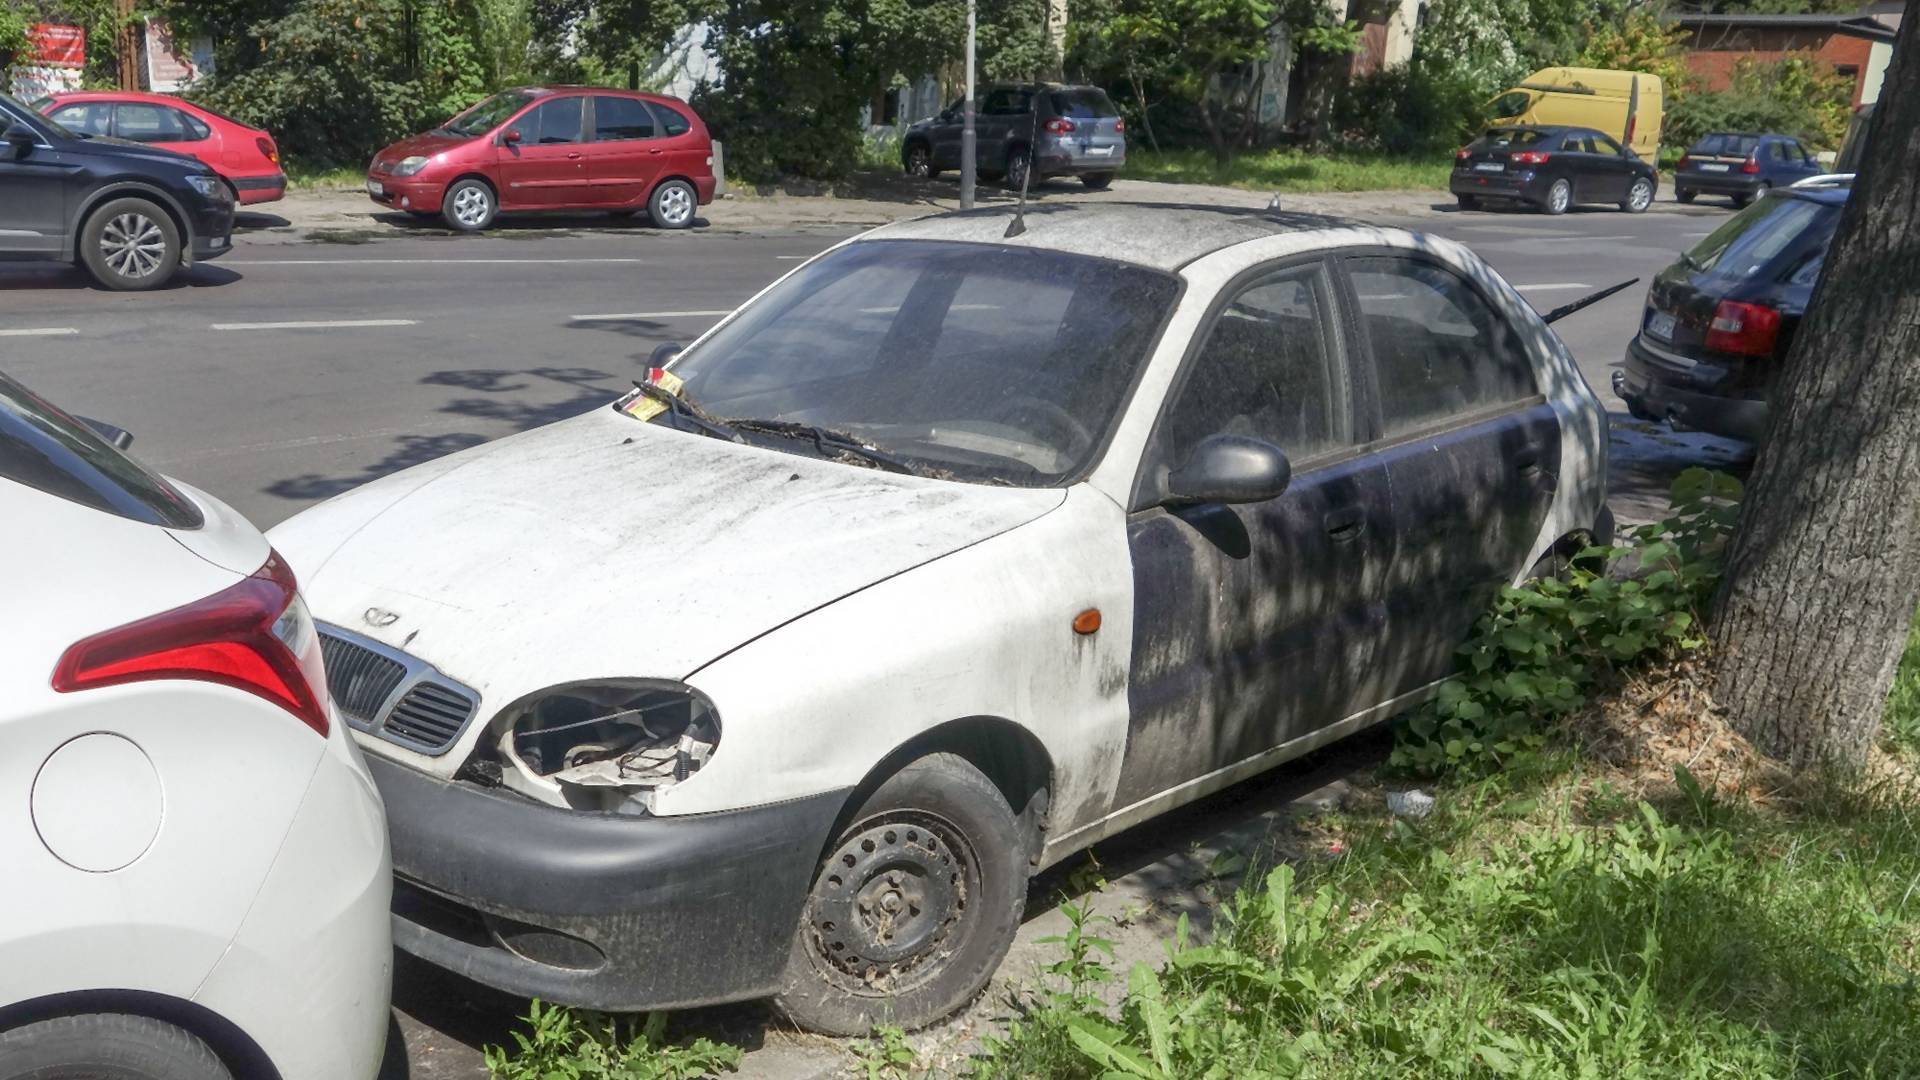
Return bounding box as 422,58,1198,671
1000,394,1095,459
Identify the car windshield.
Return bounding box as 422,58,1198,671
1473,128,1553,150
443,90,535,137
0,369,202,527
1488,91,1533,118
1051,89,1117,118
634,240,1183,486
1693,134,1759,157
1685,196,1837,280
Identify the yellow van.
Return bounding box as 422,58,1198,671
1487,67,1664,159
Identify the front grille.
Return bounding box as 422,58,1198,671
319,634,407,724
317,624,481,756
384,681,479,752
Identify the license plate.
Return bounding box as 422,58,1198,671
1701,164,1730,173
1086,145,1113,157
366,179,385,196
1474,161,1504,173
1647,312,1677,341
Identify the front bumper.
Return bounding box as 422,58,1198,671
188,198,235,262
366,174,446,214
369,753,848,1011
1451,169,1545,203
1615,333,1769,442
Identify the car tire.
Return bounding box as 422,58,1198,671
79,198,181,291
1621,176,1654,213
442,178,497,231
1457,194,1481,211
648,179,698,229
775,753,1026,1036
904,143,938,179
1543,178,1572,216
0,1013,233,1080
1676,188,1696,204
1004,149,1032,191
1081,172,1113,190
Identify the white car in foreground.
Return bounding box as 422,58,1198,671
0,372,391,1080
272,203,1610,1034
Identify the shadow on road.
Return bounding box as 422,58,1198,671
0,263,242,291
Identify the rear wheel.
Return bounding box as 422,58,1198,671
775,754,1026,1035
1676,188,1697,204
442,178,496,231
80,198,181,291
1731,183,1767,209
0,1013,233,1080
1622,176,1654,213
1457,194,1481,211
1004,149,1032,192
648,179,698,229
1543,178,1572,216
1080,172,1113,190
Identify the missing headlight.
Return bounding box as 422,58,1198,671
491,681,720,812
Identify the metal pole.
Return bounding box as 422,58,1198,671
960,0,977,210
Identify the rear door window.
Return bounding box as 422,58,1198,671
1348,257,1538,438
592,96,655,141
1695,134,1759,158
1592,133,1623,155
113,102,196,141
1685,197,1837,280
0,370,202,527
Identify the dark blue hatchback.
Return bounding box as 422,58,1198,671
1674,132,1824,208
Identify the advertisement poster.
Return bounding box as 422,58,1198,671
144,18,213,93
10,24,85,100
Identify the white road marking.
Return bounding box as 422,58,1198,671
1515,282,1591,292
229,258,646,266
570,310,732,321
0,327,78,337
211,319,419,331
775,255,811,260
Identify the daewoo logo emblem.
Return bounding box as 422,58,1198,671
363,607,401,628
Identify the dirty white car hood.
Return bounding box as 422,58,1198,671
271,407,1065,725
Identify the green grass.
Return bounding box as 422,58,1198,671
1886,619,1920,754
975,761,1920,1078
284,164,366,192
1119,147,1450,193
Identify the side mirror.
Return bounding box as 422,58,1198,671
5,122,36,152
1165,434,1291,506
500,128,523,146
648,341,684,366
79,416,134,450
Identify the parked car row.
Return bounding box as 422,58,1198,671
5,200,1615,1071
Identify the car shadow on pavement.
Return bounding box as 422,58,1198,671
0,263,242,291
234,210,292,230
371,210,712,235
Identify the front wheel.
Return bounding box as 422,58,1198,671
648,179,698,229
80,198,181,291
1675,188,1697,204
0,1014,233,1080
1081,172,1113,190
904,143,937,179
1622,176,1654,213
775,753,1026,1035
442,178,496,231
1543,178,1572,216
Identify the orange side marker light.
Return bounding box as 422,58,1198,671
1072,609,1102,635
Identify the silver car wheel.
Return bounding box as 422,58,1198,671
1547,179,1571,214
451,185,491,227
1629,178,1653,211
100,212,168,279
658,184,693,226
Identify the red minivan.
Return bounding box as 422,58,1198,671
366,86,717,231
36,91,286,204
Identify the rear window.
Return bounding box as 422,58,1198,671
1685,196,1838,281
649,102,691,137
0,370,202,527
1050,89,1117,118
1692,134,1759,157
1473,128,1555,150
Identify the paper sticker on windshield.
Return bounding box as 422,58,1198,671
620,367,685,422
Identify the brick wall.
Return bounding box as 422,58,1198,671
1681,26,1878,106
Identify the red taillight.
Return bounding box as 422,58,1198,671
1511,151,1551,165
52,551,329,737
256,135,280,166
1456,148,1472,161
1113,117,1125,134
1705,300,1781,358
1677,155,1692,170
1625,116,1637,148
1742,157,1760,174
1044,117,1076,135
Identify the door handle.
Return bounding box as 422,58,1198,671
567,151,583,159
1515,452,1542,477
649,148,664,156
1324,506,1366,542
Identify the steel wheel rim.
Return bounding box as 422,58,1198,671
803,811,977,997
100,212,167,279
452,186,490,226
1630,180,1652,210
1549,181,1570,213
659,184,693,225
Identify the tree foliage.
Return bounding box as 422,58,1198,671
1667,53,1854,149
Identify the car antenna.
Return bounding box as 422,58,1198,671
1004,94,1040,238
1541,278,1640,325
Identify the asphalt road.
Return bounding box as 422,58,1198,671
0,193,1752,1078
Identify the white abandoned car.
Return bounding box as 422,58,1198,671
270,203,1610,1034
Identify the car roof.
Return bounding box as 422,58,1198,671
864,202,1374,273
46,90,183,104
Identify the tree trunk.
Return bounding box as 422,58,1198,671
1195,80,1230,166
1126,57,1159,153
1710,2,1920,769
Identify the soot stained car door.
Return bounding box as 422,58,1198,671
1119,259,1396,810
1340,254,1561,702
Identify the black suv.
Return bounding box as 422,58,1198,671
0,92,234,290
1614,179,1846,442
902,83,1126,190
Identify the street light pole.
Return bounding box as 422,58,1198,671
960,0,977,209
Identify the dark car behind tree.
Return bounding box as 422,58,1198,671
1450,125,1658,215
1614,180,1847,442
902,83,1126,191
1673,132,1823,207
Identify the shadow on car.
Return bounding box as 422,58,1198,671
0,262,243,291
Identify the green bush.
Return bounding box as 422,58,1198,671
1666,54,1854,151
1335,64,1490,155
1885,617,1920,754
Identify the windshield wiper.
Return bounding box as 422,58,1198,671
724,418,925,477
629,380,746,444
